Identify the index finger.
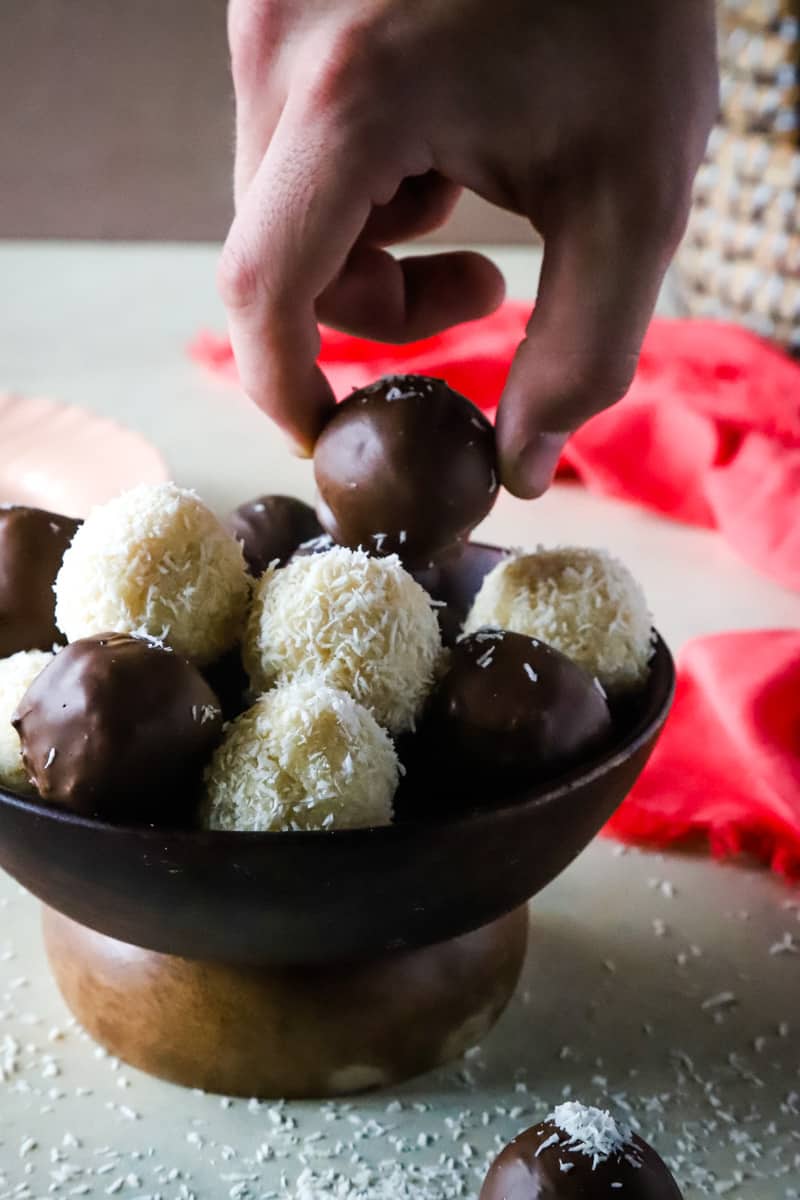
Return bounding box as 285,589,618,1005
218,90,388,451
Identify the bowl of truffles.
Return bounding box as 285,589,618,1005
0,376,674,1098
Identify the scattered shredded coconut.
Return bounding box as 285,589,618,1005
701,991,738,1011
535,1132,560,1156
523,663,538,683
298,533,335,553
769,932,798,956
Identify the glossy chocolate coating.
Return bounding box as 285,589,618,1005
313,375,498,566
228,495,323,576
0,506,81,657
425,629,612,779
13,633,223,824
202,647,251,722
480,1120,683,1200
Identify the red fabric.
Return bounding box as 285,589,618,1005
607,631,800,880
189,310,800,877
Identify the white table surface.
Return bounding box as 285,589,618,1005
0,241,798,1200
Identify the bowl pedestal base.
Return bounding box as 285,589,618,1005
42,905,528,1098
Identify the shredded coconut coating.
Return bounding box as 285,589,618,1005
54,483,250,666
464,546,652,693
0,650,53,792
547,1101,635,1169
202,676,398,832
243,547,442,734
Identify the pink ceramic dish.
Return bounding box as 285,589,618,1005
0,393,167,517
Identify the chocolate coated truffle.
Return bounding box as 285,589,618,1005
13,633,223,823
313,375,499,566
424,629,611,780
480,1102,682,1200
410,559,468,648
228,494,323,576
0,506,80,657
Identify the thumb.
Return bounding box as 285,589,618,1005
496,180,684,498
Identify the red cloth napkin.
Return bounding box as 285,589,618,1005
608,630,800,880
190,310,800,878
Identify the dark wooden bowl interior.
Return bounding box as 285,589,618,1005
0,544,675,966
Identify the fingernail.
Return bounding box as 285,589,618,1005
513,432,568,498
284,434,314,460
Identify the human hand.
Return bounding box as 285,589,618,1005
219,0,717,496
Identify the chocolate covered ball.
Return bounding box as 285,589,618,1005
313,375,499,566
13,633,223,824
480,1103,682,1200
0,506,81,657
202,647,251,722
228,495,323,576
410,558,469,648
424,629,611,781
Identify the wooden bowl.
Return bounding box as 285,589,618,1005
0,544,675,968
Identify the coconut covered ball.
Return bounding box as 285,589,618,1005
203,676,398,832
243,546,442,734
0,650,53,792
55,483,250,665
464,546,652,693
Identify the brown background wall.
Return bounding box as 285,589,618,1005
0,0,530,244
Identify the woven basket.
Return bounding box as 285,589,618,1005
673,0,800,354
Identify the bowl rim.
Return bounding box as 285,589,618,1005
0,633,675,846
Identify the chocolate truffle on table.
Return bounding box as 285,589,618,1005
0,505,81,657
227,494,323,576
464,546,653,694
480,1101,683,1200
313,374,499,567
203,676,398,832
12,633,223,824
0,650,53,793
243,546,442,735
422,629,611,783
55,483,250,666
